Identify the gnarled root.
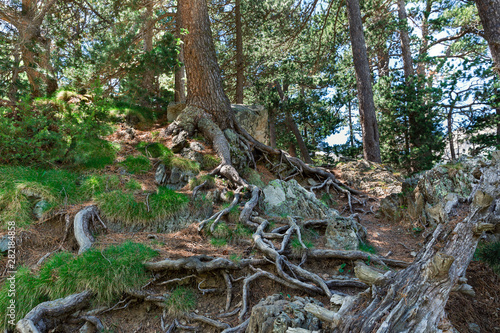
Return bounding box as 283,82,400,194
16,290,93,333
74,205,104,254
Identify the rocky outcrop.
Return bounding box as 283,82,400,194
260,180,366,249
336,159,402,197
379,155,492,227
232,104,269,145
246,294,324,333
155,164,197,190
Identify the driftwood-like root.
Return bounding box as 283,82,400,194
16,290,93,333
74,205,102,254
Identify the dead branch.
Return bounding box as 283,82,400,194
145,255,267,273
222,271,232,311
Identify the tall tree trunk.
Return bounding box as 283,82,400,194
497,107,500,146
398,0,415,80
234,0,244,104
475,0,500,76
346,0,381,162
179,0,234,129
175,9,186,103
348,99,354,147
416,0,433,76
448,107,456,160
286,112,313,164
141,2,155,104
269,108,277,148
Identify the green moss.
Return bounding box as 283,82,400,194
96,187,189,226
242,167,266,187
0,242,158,329
120,155,151,174
165,287,197,316
201,154,221,170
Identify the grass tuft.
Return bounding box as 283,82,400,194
136,142,172,159
475,241,500,274
201,154,220,170
165,286,197,316
242,167,266,187
120,155,151,174
0,242,158,328
96,187,189,226
359,241,377,254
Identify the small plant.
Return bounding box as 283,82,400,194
0,242,158,328
290,236,314,255
358,241,377,254
229,254,242,263
320,193,336,207
210,237,228,247
338,263,347,273
151,131,160,140
165,286,197,316
125,178,142,191
136,142,172,159
242,167,266,187
211,221,232,239
475,241,500,274
120,155,151,174
201,154,221,170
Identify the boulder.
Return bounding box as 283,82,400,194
0,235,9,253
246,294,323,333
33,200,50,220
155,164,197,190
325,215,367,250
260,180,366,249
260,179,330,219
232,104,269,145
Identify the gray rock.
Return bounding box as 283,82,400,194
325,215,367,250
33,200,50,220
189,141,205,152
171,131,189,153
181,147,204,164
245,295,324,333
155,164,197,190
232,104,269,145
260,180,330,219
0,235,10,253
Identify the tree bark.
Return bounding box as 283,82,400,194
141,1,155,103
235,0,244,104
286,112,313,164
346,0,381,162
179,0,234,129
475,0,500,75
398,0,415,80
448,107,456,160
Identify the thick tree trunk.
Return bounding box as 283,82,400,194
141,2,155,103
346,0,381,162
475,0,500,75
179,0,234,129
235,0,244,104
175,9,186,103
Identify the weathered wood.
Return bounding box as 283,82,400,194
16,290,93,333
144,255,266,273
74,206,99,254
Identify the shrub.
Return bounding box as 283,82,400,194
475,241,500,274
0,242,158,329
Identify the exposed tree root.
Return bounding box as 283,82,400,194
188,313,230,330
73,205,103,254
16,290,93,333
144,255,267,273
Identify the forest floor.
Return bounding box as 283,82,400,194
1,122,499,333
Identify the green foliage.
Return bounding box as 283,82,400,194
475,241,500,274
320,193,336,207
125,178,142,191
0,95,114,167
189,175,215,190
358,241,377,254
170,157,200,174
120,155,151,174
0,242,157,329
210,237,228,247
136,142,172,159
338,263,347,273
81,174,121,198
165,286,197,316
0,166,85,228
96,187,189,226
201,154,221,170
290,236,314,254
377,74,445,173
242,167,266,187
